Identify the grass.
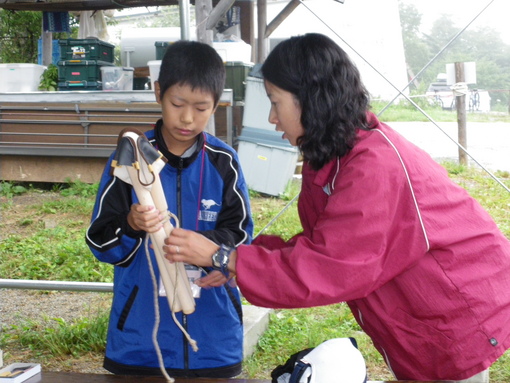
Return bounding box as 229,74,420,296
1,109,510,380
372,99,510,123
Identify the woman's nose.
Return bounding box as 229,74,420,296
268,107,278,125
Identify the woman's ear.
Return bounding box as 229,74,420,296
154,81,162,104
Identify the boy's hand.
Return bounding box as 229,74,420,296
127,203,165,233
196,270,232,288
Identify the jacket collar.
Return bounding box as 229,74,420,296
309,112,381,195
153,119,204,169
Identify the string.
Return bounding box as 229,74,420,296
144,211,198,383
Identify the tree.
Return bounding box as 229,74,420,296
398,1,510,108
0,10,79,64
0,10,42,63
398,2,432,89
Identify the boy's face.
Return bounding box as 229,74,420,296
155,82,217,155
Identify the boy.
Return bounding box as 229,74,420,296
86,40,253,378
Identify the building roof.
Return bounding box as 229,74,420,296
0,0,191,12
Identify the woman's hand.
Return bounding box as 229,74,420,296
163,228,219,267
127,203,165,233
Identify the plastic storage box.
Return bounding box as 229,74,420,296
58,60,114,83
243,75,275,131
225,61,253,102
59,38,115,62
100,66,134,91
237,127,298,196
155,41,173,60
0,63,47,92
58,80,102,91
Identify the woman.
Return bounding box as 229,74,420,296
164,33,510,382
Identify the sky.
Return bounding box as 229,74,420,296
401,0,509,43
112,0,508,44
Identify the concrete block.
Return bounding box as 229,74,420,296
243,305,272,359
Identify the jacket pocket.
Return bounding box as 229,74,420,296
117,285,139,331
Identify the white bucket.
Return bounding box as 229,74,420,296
100,66,134,91
148,60,161,91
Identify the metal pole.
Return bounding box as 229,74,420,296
41,28,53,66
179,0,191,40
0,279,113,292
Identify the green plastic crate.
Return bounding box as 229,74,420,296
59,39,115,62
155,41,173,60
58,60,114,83
58,80,102,91
225,61,253,102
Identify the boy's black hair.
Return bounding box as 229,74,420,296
157,40,225,106
261,33,371,171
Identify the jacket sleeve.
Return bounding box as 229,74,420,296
198,149,253,247
236,142,430,308
85,156,145,266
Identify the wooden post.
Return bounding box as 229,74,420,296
235,0,255,60
257,0,267,63
195,0,213,45
195,0,215,135
455,62,467,166
265,0,300,38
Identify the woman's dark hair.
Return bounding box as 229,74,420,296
158,40,225,106
261,33,370,170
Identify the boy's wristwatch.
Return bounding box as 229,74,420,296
211,244,233,277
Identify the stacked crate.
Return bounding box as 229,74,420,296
58,39,115,91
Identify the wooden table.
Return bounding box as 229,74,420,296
26,371,453,383
29,372,269,382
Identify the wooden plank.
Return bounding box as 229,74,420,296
0,155,107,184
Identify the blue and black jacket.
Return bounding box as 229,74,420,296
86,120,253,378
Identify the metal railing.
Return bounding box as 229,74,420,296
0,278,113,292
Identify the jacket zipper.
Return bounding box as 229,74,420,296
176,159,190,371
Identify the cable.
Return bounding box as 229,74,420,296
254,192,300,239
377,0,496,116
299,0,509,194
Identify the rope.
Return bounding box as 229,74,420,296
145,235,174,383
144,211,198,382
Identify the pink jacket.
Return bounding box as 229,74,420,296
236,113,510,380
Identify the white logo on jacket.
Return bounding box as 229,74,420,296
201,199,221,210
199,199,220,222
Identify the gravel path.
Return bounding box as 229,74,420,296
0,289,111,324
